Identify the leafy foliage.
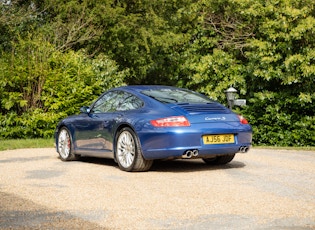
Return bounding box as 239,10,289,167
0,0,314,146
0,35,126,138
177,0,315,146
241,0,315,146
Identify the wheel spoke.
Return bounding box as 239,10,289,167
117,131,135,168
58,129,70,159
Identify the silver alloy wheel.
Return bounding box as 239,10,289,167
117,130,136,169
58,129,71,159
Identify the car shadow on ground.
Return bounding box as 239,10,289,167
78,157,117,167
73,157,246,173
150,159,246,173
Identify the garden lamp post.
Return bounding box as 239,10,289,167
225,86,237,109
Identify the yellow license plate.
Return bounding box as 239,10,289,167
203,134,235,144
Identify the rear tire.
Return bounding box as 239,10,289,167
57,127,79,161
203,154,235,165
115,127,153,172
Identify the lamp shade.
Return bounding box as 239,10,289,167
225,87,237,101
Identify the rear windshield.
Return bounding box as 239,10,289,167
141,88,214,104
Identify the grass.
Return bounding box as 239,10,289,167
0,138,54,151
0,138,314,152
253,145,315,151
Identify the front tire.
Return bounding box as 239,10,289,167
202,154,235,165
115,127,153,172
57,127,78,161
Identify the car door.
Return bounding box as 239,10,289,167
74,91,125,154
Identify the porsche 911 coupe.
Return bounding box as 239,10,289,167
55,85,252,172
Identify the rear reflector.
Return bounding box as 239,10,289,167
150,116,190,127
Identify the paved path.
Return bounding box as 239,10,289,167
0,148,314,229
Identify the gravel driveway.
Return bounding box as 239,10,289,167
0,148,314,229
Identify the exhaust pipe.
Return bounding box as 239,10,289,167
183,150,192,158
239,146,249,153
182,149,199,159
192,149,199,157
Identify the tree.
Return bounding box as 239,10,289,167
182,0,315,146
92,0,198,84
1,0,314,145
243,0,315,146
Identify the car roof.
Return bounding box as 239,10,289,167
115,85,179,93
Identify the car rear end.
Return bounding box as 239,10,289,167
138,102,252,160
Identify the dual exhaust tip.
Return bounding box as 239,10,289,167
182,149,199,159
182,146,249,158
239,146,249,153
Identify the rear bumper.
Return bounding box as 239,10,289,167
137,123,252,160
142,145,252,160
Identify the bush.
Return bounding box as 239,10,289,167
0,37,127,139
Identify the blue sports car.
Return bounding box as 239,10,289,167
55,85,252,172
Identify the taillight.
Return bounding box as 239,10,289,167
238,115,249,124
150,116,190,127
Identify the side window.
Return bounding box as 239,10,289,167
117,94,144,111
92,91,120,113
91,91,143,113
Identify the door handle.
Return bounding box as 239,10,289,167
103,121,110,128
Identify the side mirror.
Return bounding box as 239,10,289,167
80,106,90,114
